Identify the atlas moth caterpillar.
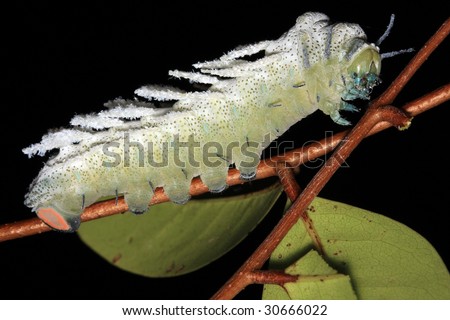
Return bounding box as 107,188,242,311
24,12,395,232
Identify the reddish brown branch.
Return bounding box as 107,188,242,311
0,82,449,243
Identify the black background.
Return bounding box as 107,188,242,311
3,2,449,299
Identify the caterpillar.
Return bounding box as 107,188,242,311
24,12,384,232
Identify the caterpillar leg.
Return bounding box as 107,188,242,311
230,135,261,181
124,184,154,214
162,168,193,204
340,101,360,113
330,110,351,126
200,163,229,193
239,169,257,181
236,161,258,181
164,182,191,204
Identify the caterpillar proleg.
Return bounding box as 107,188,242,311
24,12,383,232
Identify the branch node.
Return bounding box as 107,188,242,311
378,105,413,129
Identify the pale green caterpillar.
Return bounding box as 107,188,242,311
24,12,384,232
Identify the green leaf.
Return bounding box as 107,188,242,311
263,197,450,299
263,250,357,299
77,182,283,277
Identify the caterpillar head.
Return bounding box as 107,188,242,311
325,39,382,125
344,44,381,100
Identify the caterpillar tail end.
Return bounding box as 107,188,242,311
37,207,81,232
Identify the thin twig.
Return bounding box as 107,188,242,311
275,164,301,201
248,270,298,285
276,164,324,255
